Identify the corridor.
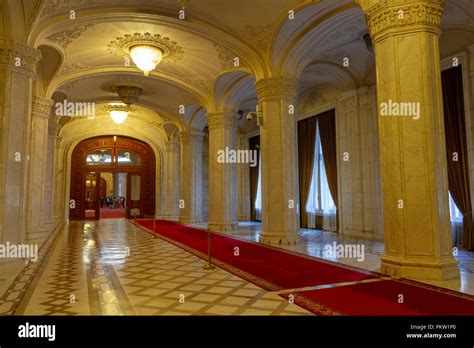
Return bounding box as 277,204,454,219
5,220,310,316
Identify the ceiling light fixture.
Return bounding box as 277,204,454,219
129,45,163,76
108,33,184,77
106,85,142,125
109,104,129,125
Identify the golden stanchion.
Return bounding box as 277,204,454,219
152,216,157,239
203,230,215,270
133,212,138,230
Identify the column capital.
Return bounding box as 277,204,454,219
207,111,238,129
165,140,180,152
0,38,42,78
178,130,205,143
361,0,445,41
255,77,298,101
32,96,54,119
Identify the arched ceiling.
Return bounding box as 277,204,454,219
24,0,474,135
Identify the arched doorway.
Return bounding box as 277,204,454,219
69,135,155,220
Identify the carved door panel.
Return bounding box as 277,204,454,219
126,174,143,218
84,172,100,220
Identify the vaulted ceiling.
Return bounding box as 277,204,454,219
11,0,474,135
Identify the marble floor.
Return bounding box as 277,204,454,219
1,218,473,316
0,219,310,316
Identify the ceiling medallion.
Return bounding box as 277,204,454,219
101,79,154,96
116,86,143,105
108,32,184,76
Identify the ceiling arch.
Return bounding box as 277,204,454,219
213,70,256,112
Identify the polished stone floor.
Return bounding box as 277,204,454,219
1,218,473,316
1,220,310,316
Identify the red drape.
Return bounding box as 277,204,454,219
442,66,473,250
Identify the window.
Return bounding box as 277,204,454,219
85,149,141,166
448,191,463,222
254,153,262,221
117,149,141,165
86,149,112,165
305,124,336,214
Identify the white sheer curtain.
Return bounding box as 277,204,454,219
305,123,336,231
255,153,262,221
449,191,463,247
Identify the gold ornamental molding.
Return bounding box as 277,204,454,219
364,0,445,41
56,62,89,77
226,24,274,53
98,104,137,115
108,32,184,63
207,112,238,129
0,39,41,78
45,24,94,49
255,77,298,101
32,96,54,118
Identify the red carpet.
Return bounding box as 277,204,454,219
135,219,474,316
285,279,474,315
100,208,125,219
136,220,377,289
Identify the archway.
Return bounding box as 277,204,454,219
69,135,156,220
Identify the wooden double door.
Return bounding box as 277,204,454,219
70,136,155,220
83,172,143,220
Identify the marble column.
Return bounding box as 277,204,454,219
207,111,238,231
43,120,59,229
27,96,54,240
0,39,41,244
237,133,251,221
52,136,64,223
255,77,300,244
164,141,180,220
201,135,209,221
179,130,203,223
359,0,458,279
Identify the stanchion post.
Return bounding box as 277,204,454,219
152,215,157,239
133,212,138,230
203,230,216,270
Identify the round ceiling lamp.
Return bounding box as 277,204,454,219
108,33,184,77
129,45,163,76
106,85,142,124
108,105,129,125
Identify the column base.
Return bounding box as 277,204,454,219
258,230,301,245
208,222,239,232
381,254,460,281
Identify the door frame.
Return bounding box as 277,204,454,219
69,135,155,220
